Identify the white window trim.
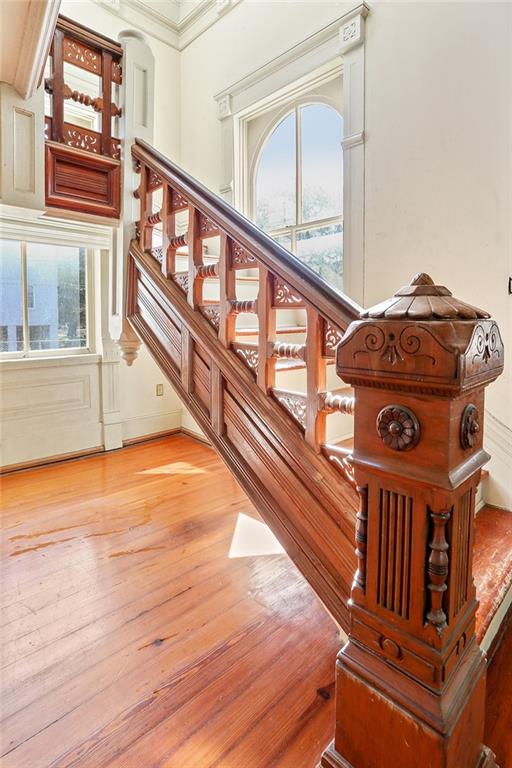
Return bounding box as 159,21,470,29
214,2,369,304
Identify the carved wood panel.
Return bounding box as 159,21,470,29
376,489,413,620
45,142,120,218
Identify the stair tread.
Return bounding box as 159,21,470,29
474,505,512,644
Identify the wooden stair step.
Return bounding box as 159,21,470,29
474,505,512,650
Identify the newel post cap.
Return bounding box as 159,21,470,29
336,273,504,394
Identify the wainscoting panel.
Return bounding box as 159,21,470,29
0,356,103,467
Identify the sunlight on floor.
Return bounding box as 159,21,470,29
138,461,208,476
228,512,285,558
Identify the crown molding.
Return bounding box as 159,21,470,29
92,0,236,51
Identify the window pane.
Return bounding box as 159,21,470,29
301,104,343,224
26,243,87,351
255,112,296,231
296,223,343,289
273,233,292,252
0,240,24,352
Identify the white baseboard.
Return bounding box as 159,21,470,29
121,409,182,443
484,411,512,510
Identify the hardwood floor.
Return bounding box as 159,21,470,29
1,435,510,767
1,435,342,768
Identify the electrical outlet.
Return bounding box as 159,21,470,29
156,383,164,396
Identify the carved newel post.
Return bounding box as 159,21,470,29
321,274,504,768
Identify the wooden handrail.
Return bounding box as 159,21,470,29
133,138,363,331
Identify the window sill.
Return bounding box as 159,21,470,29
0,353,102,370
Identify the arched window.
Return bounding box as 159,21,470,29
254,103,343,288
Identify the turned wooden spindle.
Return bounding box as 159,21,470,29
257,266,276,393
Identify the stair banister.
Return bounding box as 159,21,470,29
127,140,505,767
322,274,504,768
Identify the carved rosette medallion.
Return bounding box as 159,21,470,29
460,404,480,450
376,406,420,451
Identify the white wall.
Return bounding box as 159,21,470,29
177,1,512,506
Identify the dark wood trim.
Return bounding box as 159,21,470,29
45,141,121,219
56,14,123,57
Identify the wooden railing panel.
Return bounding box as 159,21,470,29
44,15,122,218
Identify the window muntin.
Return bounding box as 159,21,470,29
254,102,343,289
0,240,89,356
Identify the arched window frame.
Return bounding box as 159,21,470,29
249,96,343,262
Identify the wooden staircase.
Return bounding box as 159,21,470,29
126,138,508,768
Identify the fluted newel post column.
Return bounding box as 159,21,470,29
321,274,504,768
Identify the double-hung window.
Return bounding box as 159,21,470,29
253,102,343,289
0,240,89,356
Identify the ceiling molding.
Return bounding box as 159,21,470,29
92,0,236,51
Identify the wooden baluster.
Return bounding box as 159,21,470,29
187,204,202,309
321,273,504,768
137,164,149,252
305,307,327,451
101,51,113,157
219,234,236,347
257,266,276,392
210,361,223,436
51,29,64,143
161,184,176,278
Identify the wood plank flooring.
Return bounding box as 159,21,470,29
1,435,510,767
0,435,342,768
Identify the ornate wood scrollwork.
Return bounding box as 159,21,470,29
200,306,220,332
460,404,480,450
376,405,420,451
426,507,451,633
323,322,344,358
173,273,189,292
232,242,256,267
62,37,101,74
273,278,305,307
232,343,258,373
198,213,219,236
272,390,307,429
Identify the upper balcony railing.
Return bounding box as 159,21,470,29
44,15,122,218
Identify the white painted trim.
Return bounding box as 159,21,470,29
216,2,368,303
0,354,102,371
483,410,512,510
0,205,114,249
214,4,368,115
13,0,60,99
121,409,183,442
481,581,512,655
485,411,512,462
91,0,237,51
